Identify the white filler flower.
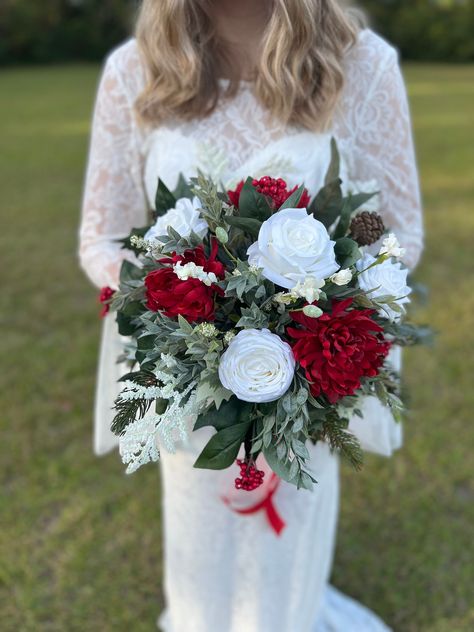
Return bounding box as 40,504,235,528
356,253,411,321
290,277,325,303
246,208,339,289
145,197,208,241
218,328,295,403
379,233,406,259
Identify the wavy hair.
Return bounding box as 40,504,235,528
135,0,362,130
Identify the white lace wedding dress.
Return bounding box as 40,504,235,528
79,29,423,632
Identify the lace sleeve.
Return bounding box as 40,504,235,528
350,44,424,270
79,50,148,289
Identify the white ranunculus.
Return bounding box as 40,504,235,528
330,269,353,286
356,253,411,321
379,233,406,259
145,196,208,242
246,208,339,289
218,329,295,403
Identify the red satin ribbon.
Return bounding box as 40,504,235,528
223,473,286,535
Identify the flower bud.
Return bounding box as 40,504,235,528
216,226,229,244
302,305,323,318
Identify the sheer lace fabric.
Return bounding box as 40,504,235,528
80,29,423,631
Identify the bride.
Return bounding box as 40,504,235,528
79,1,423,630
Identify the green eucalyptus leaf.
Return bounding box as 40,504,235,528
334,237,362,268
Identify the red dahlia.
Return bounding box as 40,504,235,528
286,298,391,403
228,176,310,211
145,238,225,322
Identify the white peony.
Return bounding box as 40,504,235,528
379,233,406,259
218,329,295,403
246,208,339,289
145,197,208,242
330,269,353,286
356,253,411,321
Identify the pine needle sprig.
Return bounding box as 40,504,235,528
319,418,364,470
111,396,153,436
111,369,161,435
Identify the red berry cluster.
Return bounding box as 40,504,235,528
252,176,291,209
99,286,115,317
235,459,265,491
253,176,311,210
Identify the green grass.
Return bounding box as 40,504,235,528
1,63,473,631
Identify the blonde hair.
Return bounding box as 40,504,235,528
135,0,362,131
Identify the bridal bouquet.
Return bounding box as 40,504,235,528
102,140,428,491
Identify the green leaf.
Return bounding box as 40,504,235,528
348,191,378,213
194,396,252,431
154,178,176,216
115,299,145,336
120,259,144,283
195,382,233,410
334,237,362,268
119,225,150,254
325,138,341,184
193,420,251,470
173,173,194,199
237,177,272,220
333,196,354,239
309,178,343,229
225,215,262,238
278,184,305,210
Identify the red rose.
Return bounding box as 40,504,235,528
286,298,391,403
145,238,225,322
99,286,115,317
228,176,310,211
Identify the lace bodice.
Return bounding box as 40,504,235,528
79,29,423,289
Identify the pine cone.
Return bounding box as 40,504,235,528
349,211,385,246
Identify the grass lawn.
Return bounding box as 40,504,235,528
1,63,473,631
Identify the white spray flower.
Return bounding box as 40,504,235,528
379,233,406,259
290,277,325,303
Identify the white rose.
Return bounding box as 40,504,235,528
356,253,411,321
330,269,352,286
246,208,339,289
218,329,295,403
379,233,406,259
145,197,208,242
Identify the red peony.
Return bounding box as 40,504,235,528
286,298,391,403
228,176,310,211
99,286,115,317
145,238,225,322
